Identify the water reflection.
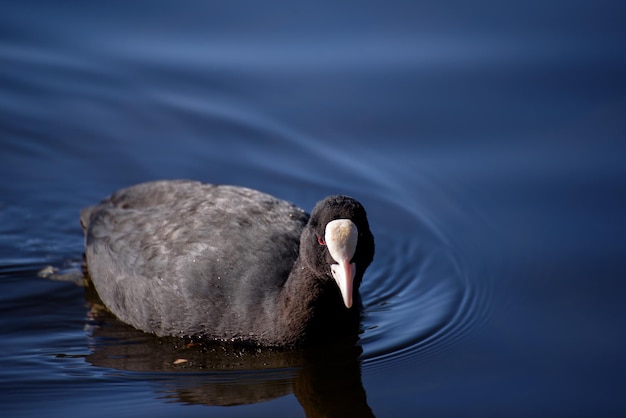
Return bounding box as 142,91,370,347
83,277,374,416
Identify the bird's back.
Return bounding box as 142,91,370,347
81,180,309,339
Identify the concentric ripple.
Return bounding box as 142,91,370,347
353,196,478,370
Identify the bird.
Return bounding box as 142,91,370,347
80,180,375,347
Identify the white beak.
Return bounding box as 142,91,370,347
325,219,358,308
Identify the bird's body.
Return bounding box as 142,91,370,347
81,180,374,346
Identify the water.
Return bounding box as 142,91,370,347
1,1,626,416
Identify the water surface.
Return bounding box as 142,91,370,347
1,1,625,417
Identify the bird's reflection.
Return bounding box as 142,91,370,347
83,277,375,416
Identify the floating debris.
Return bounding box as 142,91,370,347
37,264,86,286
37,265,58,278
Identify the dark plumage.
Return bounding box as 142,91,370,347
80,180,374,346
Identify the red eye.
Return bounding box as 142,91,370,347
317,235,326,245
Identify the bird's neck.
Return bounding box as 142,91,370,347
276,259,360,346
274,259,321,344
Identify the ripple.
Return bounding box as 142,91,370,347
355,196,488,372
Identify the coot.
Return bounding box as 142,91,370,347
81,180,375,346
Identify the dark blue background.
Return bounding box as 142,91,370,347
1,1,625,416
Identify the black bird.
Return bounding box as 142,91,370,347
80,180,375,346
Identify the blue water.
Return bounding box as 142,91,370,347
2,1,626,416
